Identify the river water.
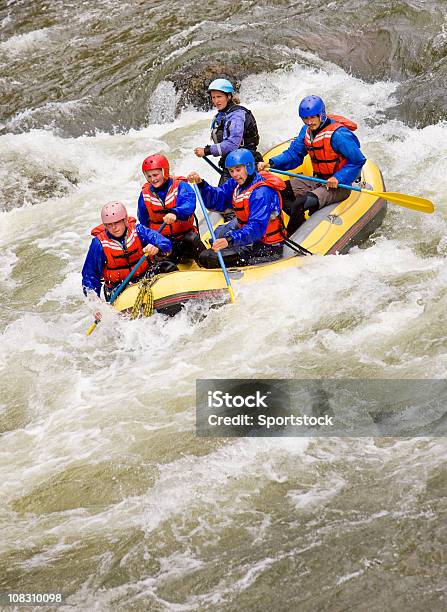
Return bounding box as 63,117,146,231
1,1,446,610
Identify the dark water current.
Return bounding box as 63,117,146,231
2,0,447,138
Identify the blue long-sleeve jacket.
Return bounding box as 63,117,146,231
82,224,172,296
137,178,196,228
198,172,282,247
208,106,246,158
269,121,366,185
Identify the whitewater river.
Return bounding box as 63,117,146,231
1,2,446,610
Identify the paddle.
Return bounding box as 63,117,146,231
190,182,236,304
268,168,434,214
85,222,167,336
203,156,223,175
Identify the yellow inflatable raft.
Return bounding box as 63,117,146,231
113,143,387,317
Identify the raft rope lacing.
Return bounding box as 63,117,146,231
130,275,162,319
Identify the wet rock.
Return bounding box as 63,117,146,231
386,58,447,127
170,58,263,111
2,0,447,134
163,1,447,127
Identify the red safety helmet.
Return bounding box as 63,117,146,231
141,154,170,180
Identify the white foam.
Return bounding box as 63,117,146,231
0,27,52,53
0,247,18,289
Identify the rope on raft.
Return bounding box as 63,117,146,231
130,275,161,319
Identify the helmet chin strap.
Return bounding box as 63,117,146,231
241,172,255,188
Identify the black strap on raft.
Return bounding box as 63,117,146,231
283,236,313,256
277,210,312,256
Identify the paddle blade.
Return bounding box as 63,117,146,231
364,189,434,214
86,320,99,336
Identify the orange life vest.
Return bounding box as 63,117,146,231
231,171,286,245
141,177,196,239
303,114,358,179
91,217,149,288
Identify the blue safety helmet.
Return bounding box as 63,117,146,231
208,78,234,94
298,95,327,122
225,148,256,174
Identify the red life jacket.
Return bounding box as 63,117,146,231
141,177,196,239
303,114,358,179
91,217,149,288
231,171,286,245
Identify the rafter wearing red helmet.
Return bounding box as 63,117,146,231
138,154,205,264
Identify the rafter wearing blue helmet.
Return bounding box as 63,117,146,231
193,78,261,186
259,95,366,237
208,78,234,93
187,149,287,269
298,95,327,122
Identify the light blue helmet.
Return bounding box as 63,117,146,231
225,148,255,174
298,95,327,122
208,78,234,94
